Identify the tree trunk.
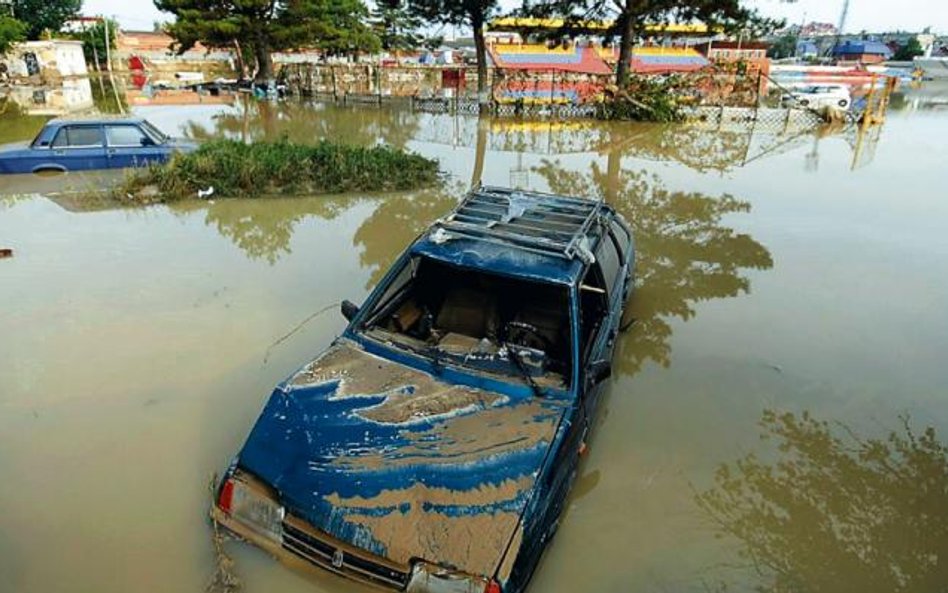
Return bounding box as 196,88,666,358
605,135,621,204
233,39,248,81
471,114,489,188
615,8,635,88
253,39,274,83
471,13,489,113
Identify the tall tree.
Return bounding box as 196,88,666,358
371,0,423,52
407,0,499,110
0,16,26,53
893,37,924,61
528,0,779,86
154,0,381,83
10,0,80,39
76,18,118,70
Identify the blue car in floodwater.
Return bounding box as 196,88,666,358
213,187,635,593
0,117,195,174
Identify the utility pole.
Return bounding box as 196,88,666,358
830,0,851,57
103,15,112,73
837,0,850,37
101,15,125,113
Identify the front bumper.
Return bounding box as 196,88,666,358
212,506,496,592
212,505,411,589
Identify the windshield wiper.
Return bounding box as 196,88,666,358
425,344,445,375
504,345,543,398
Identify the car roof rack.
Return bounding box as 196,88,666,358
433,185,605,263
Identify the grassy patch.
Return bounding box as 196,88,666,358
119,139,440,202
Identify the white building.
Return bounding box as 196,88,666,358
1,40,89,79
62,16,104,34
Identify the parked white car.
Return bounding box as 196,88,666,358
782,85,852,110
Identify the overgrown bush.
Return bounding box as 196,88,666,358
596,75,686,123
118,139,441,202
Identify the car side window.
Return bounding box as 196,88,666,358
106,125,149,147
609,220,630,264
52,126,103,149
595,233,621,296
579,266,608,361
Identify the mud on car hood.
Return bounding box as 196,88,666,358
237,340,567,576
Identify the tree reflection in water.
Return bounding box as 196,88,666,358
169,196,354,264
353,186,461,288
534,159,773,376
696,410,948,593
183,98,422,149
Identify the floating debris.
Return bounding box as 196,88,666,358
205,474,241,593
0,248,13,259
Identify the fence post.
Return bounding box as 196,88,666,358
550,68,556,113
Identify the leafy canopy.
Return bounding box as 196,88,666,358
371,0,442,52
154,0,381,55
894,37,924,61
0,16,27,54
10,0,80,39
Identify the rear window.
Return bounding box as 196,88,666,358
52,126,103,148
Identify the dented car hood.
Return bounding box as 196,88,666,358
237,340,568,576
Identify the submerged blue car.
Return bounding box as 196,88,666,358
214,187,635,593
0,117,195,174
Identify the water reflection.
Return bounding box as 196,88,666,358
419,115,827,174
353,187,460,287
169,196,355,264
182,98,423,148
0,99,49,144
535,158,773,376
696,410,948,593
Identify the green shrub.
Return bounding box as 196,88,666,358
119,139,441,202
597,75,686,123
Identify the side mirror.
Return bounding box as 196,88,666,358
141,136,156,146
587,359,612,386
341,300,359,322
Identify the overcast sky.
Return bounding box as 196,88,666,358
83,0,947,35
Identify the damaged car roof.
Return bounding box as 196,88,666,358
412,186,613,285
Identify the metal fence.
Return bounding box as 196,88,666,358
280,62,834,128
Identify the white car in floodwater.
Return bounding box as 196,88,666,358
781,85,853,110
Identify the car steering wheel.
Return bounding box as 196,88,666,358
504,321,553,352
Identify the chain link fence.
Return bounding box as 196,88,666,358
280,62,830,128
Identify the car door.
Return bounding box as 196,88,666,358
105,124,163,168
579,226,630,418
49,125,107,171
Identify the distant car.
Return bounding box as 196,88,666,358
0,117,196,174
213,186,635,593
781,85,852,110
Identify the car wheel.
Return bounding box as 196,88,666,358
799,99,809,107
34,168,66,176
838,99,849,108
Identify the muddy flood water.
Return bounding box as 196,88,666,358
2,91,948,593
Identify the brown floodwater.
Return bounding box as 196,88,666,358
2,90,948,593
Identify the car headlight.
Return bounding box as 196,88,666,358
407,561,500,593
217,474,285,542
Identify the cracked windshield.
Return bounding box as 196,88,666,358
2,1,948,592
